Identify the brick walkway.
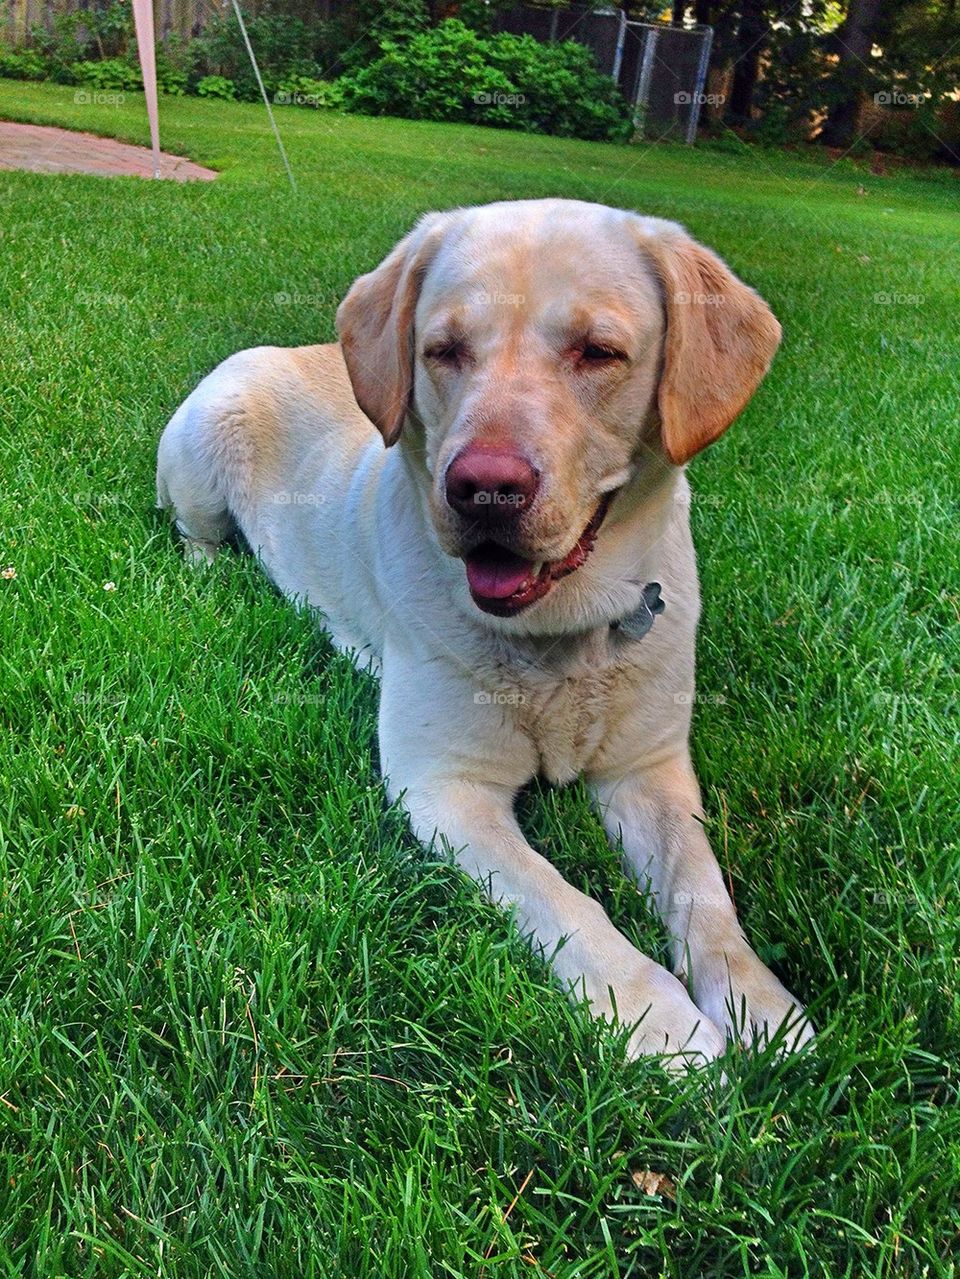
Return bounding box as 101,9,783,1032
0,121,217,181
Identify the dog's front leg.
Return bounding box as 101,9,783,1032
591,755,814,1052
383,768,724,1067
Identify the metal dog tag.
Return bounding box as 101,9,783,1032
612,582,665,643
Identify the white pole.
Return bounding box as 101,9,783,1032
229,0,297,193
132,0,162,178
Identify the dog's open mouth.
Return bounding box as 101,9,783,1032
464,495,611,617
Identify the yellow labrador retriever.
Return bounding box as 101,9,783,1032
157,199,813,1067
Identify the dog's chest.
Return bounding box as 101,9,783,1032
501,633,642,784
525,670,622,783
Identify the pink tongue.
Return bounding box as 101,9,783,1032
465,546,536,599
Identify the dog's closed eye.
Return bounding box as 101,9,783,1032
570,342,631,371
423,338,469,369
579,343,629,365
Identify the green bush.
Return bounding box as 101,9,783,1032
155,54,189,97
867,102,951,162
337,19,631,141
447,0,517,37
338,22,514,126
71,57,142,91
188,9,325,102
273,74,343,109
485,27,632,140
0,45,48,80
195,74,237,101
31,2,134,81
746,101,802,147
338,0,430,70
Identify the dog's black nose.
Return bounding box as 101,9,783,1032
445,447,539,519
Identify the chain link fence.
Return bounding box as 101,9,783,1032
496,5,714,144
626,21,713,144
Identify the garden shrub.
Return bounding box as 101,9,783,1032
337,0,431,70
446,0,516,37
273,74,343,109
155,52,189,96
0,45,47,80
188,9,325,102
338,21,515,126
484,27,632,140
195,74,237,101
866,101,955,162
31,2,134,80
71,57,142,91
746,101,803,147
749,23,831,144
65,52,186,94
337,19,631,141
933,99,960,163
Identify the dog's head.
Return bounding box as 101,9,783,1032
337,200,781,624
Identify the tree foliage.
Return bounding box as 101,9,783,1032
689,0,959,158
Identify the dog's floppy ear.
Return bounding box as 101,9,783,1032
635,221,782,466
336,212,450,446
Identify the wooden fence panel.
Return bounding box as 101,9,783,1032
3,0,272,44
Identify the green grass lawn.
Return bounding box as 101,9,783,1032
1,81,958,1277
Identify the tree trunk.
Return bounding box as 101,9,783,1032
672,0,686,26
820,0,884,147
728,0,765,120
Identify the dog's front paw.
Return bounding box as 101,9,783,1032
692,944,814,1054
613,965,726,1070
